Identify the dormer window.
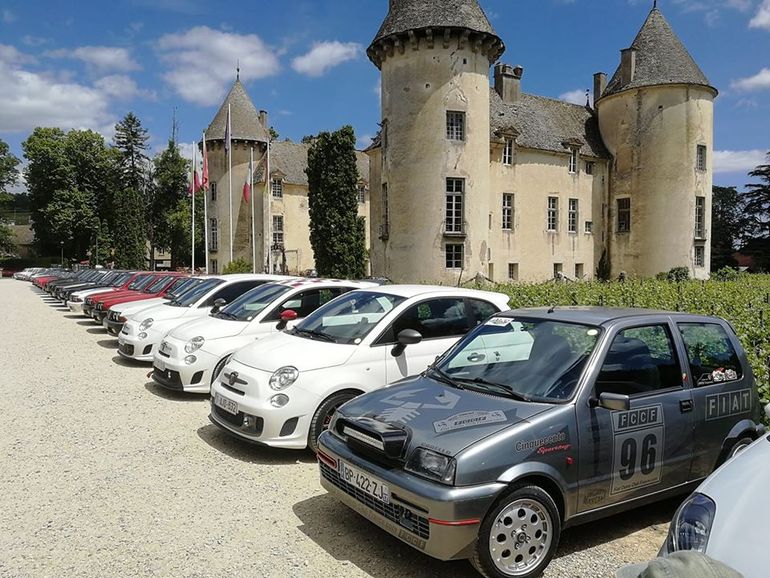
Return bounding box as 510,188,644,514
569,148,578,174
503,138,514,165
271,178,283,199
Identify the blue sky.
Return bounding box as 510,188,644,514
1,0,769,190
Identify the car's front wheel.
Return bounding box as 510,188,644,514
307,391,359,453
211,355,232,386
471,484,561,578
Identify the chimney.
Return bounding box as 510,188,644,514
620,48,636,86
494,63,523,105
258,110,268,128
593,72,607,103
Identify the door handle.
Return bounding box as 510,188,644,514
467,353,485,362
680,399,693,413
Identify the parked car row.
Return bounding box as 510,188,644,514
15,266,770,577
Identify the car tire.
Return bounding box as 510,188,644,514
727,436,753,460
471,484,561,578
307,391,359,454
210,355,232,386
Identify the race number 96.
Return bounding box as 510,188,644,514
611,405,665,495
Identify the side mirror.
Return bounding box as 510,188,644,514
391,329,423,358
593,392,631,412
211,298,227,314
277,309,298,330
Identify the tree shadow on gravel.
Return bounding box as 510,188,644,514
143,381,208,402
96,339,119,349
196,423,316,466
111,355,149,368
292,493,682,578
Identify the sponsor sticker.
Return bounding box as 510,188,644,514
486,317,512,327
610,404,664,495
705,389,751,421
433,410,507,433
516,432,568,452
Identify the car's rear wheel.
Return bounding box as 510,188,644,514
727,436,753,460
471,484,561,578
307,391,359,453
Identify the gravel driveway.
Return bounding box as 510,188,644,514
0,280,676,578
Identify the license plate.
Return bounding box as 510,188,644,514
160,342,172,355
214,394,238,415
338,460,390,504
155,359,165,372
118,336,125,346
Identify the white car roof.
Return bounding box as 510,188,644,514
206,274,298,282
266,278,379,289
353,284,510,302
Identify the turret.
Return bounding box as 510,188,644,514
595,6,717,279
367,0,504,283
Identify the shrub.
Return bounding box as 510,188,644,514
713,266,740,282
666,267,691,282
223,258,253,274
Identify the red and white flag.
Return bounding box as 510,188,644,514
243,154,253,204
201,134,209,192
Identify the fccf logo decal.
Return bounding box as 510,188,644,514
610,405,665,495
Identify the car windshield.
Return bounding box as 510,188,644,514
111,273,131,286
127,275,156,291
168,278,224,307
292,291,406,344
218,283,293,322
145,277,171,293
437,317,601,401
164,277,194,299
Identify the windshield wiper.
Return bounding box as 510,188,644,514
425,365,464,390
455,377,531,402
216,311,240,321
292,328,336,343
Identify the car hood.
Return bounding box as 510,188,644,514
335,375,551,458
112,298,164,315
170,316,247,342
232,331,356,372
132,302,195,323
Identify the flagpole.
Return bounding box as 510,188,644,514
227,103,234,262
250,146,256,273
191,142,196,273
203,132,210,274
266,138,272,274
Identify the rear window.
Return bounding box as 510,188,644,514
678,323,743,386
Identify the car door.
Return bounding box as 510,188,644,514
259,287,351,334
377,297,474,382
677,320,754,479
576,320,694,512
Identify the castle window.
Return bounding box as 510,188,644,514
503,139,514,165
211,181,217,202
547,196,559,232
508,263,519,281
210,218,219,252
694,245,705,268
585,220,594,234
271,178,283,199
696,145,707,172
502,193,514,231
380,183,389,240
695,196,706,239
358,184,366,204
617,198,631,233
568,198,579,233
575,263,584,279
211,259,218,275
553,263,563,279
445,178,465,234
272,215,284,248
445,244,464,269
569,149,578,174
446,111,465,141
585,162,594,175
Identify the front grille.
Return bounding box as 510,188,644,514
152,367,183,390
320,462,430,540
158,350,170,358
118,342,135,356
211,405,264,435
212,404,244,426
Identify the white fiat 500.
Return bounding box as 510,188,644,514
151,279,378,393
118,274,291,362
209,285,510,452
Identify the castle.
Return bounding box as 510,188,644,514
202,0,715,283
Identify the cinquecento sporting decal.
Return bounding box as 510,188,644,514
516,432,568,453
610,405,664,495
433,410,507,433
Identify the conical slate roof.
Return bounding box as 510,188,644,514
205,79,268,143
602,8,714,98
369,0,500,51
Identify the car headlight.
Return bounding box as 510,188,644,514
405,448,457,484
269,366,299,390
139,318,154,331
185,336,205,354
663,493,716,554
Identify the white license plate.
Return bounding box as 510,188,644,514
338,460,390,504
155,359,165,372
118,336,125,346
160,342,172,355
214,394,238,415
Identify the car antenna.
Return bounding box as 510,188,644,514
547,304,557,314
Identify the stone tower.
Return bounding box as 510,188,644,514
367,0,505,283
204,77,269,273
595,6,717,279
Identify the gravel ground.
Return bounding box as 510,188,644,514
0,279,677,578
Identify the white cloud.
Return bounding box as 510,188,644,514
630,0,752,24
2,9,16,23
357,133,375,150
94,75,155,100
750,0,770,29
46,46,140,72
559,89,591,106
22,35,49,47
731,68,770,91
713,150,768,173
291,41,361,77
0,44,36,66
157,26,280,106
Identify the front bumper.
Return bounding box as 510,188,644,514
317,432,505,562
105,318,125,336
151,347,217,394
68,301,84,313
117,330,157,362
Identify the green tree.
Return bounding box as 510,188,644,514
0,223,14,254
112,187,146,268
711,186,748,270
0,139,20,195
40,189,98,262
744,152,770,238
151,140,189,266
113,112,150,189
306,125,366,278
166,192,205,269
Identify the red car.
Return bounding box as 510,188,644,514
82,272,155,318
92,273,185,323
